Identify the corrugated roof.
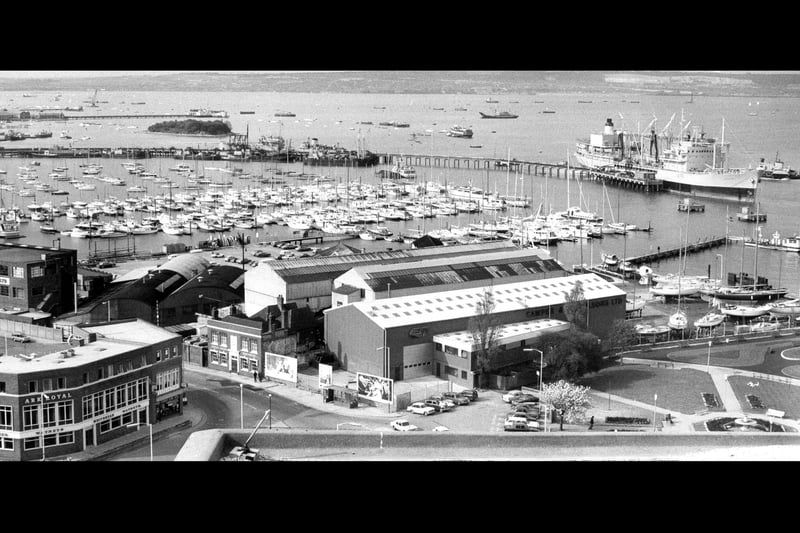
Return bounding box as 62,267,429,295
340,273,626,329
362,257,563,292
170,264,245,296
159,254,210,280
267,241,519,284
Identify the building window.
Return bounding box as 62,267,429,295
156,350,161,362
0,406,12,431
0,437,12,450
31,265,45,278
82,372,89,385
240,358,249,371
12,266,24,279
0,265,7,276
58,433,74,445
219,333,228,348
56,377,66,390
28,381,37,393
211,332,219,345
23,406,39,430
57,401,73,425
0,286,7,297
172,345,178,358
461,371,467,380
43,403,57,428
83,397,92,419
12,288,25,299
97,368,104,381
210,350,219,364
31,286,44,297
0,381,5,393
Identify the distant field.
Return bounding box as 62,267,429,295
579,365,719,415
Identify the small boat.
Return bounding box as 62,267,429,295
479,110,518,119
447,125,474,138
359,231,377,241
694,312,725,328
668,310,688,330
713,286,789,302
720,304,772,318
601,252,619,268
748,319,780,333
39,225,58,234
274,111,296,117
768,298,800,317
0,222,22,239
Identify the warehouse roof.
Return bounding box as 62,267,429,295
346,249,564,292
261,241,518,284
339,273,625,329
433,318,571,351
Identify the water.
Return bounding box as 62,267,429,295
3,89,800,294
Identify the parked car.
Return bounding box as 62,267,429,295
424,399,451,413
391,419,419,432
253,250,270,258
442,391,470,405
502,390,525,403
514,403,541,418
406,402,436,416
511,394,539,407
429,394,456,409
97,260,116,268
11,333,31,343
508,410,539,422
457,389,479,401
503,418,540,432
432,426,449,432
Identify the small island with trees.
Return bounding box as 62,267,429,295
147,119,232,136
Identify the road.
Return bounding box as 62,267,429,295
108,368,388,461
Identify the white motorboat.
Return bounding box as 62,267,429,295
668,310,688,330
768,298,800,317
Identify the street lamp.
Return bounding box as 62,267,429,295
268,393,272,430
240,383,244,430
39,392,50,461
126,422,153,462
653,393,658,432
523,348,544,392
706,340,712,373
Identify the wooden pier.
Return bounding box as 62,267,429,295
625,236,729,266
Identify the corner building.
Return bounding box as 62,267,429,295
0,319,184,461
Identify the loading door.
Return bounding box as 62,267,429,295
402,343,434,380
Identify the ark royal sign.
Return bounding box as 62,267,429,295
408,327,427,338
24,392,73,405
0,277,9,286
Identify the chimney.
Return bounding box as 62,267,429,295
277,295,284,312
285,308,293,330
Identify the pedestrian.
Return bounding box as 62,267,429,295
559,409,565,431
589,415,594,430
253,369,258,383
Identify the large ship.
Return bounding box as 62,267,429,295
574,117,758,200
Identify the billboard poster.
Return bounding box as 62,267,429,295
356,372,393,404
265,352,297,383
318,363,333,389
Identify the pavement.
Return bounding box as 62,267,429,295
56,355,800,461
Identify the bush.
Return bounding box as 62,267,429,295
605,416,650,425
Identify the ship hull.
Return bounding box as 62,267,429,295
574,151,757,200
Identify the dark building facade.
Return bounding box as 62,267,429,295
0,243,77,316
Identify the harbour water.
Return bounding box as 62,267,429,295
2,88,800,296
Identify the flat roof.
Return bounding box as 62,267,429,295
433,318,570,351
0,243,75,263
81,320,180,345
340,273,626,329
0,320,180,374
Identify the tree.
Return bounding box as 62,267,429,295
540,380,592,424
234,232,249,270
468,289,501,388
563,279,587,329
536,327,604,382
608,318,638,354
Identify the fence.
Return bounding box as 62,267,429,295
0,319,65,342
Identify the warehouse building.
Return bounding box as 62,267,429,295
331,247,568,306
323,273,626,386
243,240,522,314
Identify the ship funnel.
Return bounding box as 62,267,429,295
603,118,614,135
649,129,659,162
